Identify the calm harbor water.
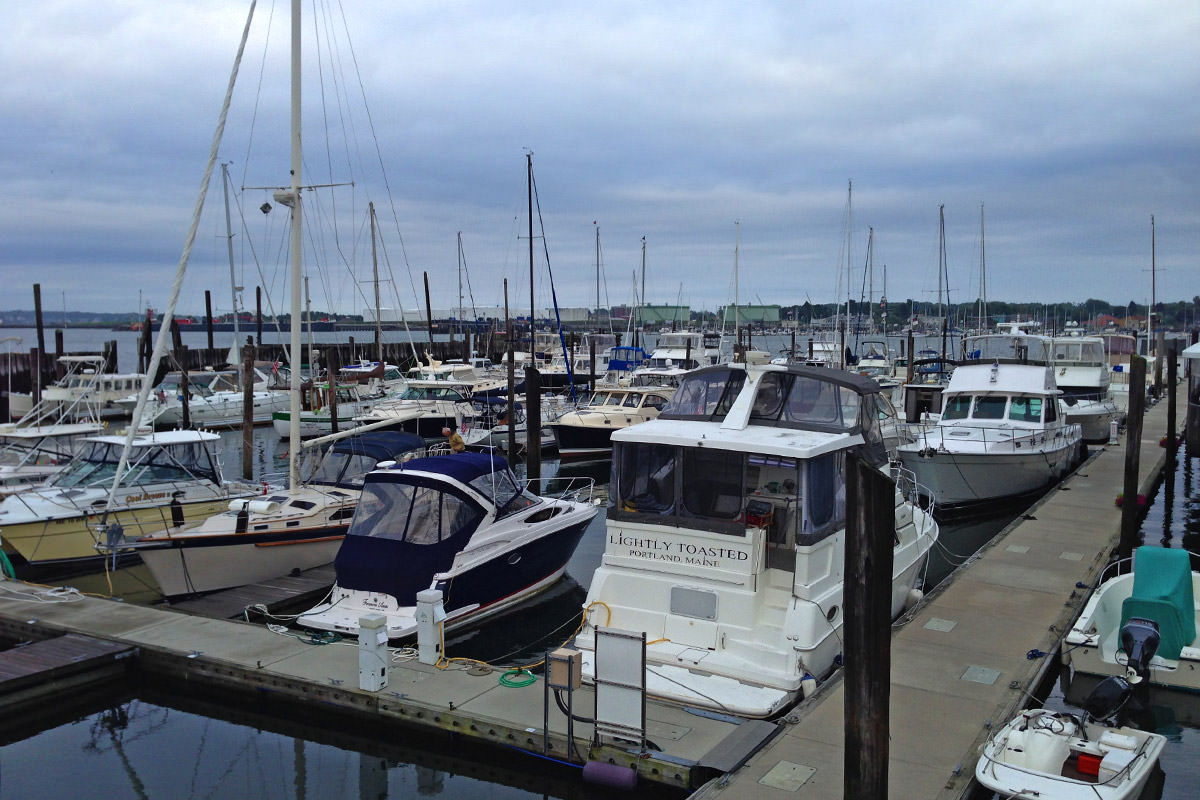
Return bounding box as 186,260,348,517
2,327,1196,798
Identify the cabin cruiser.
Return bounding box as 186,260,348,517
547,385,674,461
893,361,1083,509
300,451,597,639
7,355,143,422
573,363,939,718
1064,546,1200,693
103,431,426,597
645,331,724,370
271,381,394,439
350,380,481,443
0,430,259,568
127,367,289,429
1047,336,1122,443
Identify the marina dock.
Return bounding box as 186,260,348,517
694,380,1186,799
0,572,754,791
0,380,1185,796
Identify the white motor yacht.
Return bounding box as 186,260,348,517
1049,335,1123,443
573,363,939,718
893,361,1083,508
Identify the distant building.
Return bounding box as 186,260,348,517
719,304,781,326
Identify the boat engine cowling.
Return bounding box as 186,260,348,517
1119,617,1161,682
1083,675,1133,723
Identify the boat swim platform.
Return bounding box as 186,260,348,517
691,380,1186,800
0,578,762,791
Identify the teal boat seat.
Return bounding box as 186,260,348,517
1120,546,1197,661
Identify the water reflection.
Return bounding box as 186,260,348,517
0,685,685,800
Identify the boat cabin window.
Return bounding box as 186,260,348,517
623,393,643,408
612,442,675,516
661,369,746,418
942,395,971,421
972,396,1007,420
1007,396,1044,423
610,442,848,547
642,394,669,411
140,442,218,483
680,448,743,521
349,481,482,544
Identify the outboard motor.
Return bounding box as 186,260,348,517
1120,617,1161,682
1083,675,1134,724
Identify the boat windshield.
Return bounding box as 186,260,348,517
308,450,380,488
398,386,467,402
468,469,538,518
51,440,218,488
348,480,482,544
660,370,746,418
749,372,860,431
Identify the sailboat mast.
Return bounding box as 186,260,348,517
595,223,600,322
220,163,241,357
978,203,987,332
1149,214,1156,354
640,236,646,338
287,0,303,490
527,153,535,335
370,202,382,368
733,220,740,334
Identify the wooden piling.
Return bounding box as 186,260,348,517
241,338,254,480
843,453,894,800
1119,355,1147,559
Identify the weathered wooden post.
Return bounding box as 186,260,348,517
241,338,254,480
1118,356,1147,560
205,290,215,352
525,365,542,493
844,452,894,800
171,320,191,430
255,286,263,347
1166,339,1178,459
327,346,340,437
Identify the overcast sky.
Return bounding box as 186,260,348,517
3,1,1197,319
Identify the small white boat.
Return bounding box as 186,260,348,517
975,678,1166,800
7,355,144,422
1064,546,1200,692
300,451,597,639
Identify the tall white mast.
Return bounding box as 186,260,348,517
285,0,303,490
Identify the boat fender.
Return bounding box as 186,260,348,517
581,761,637,790
800,673,818,698
905,588,924,610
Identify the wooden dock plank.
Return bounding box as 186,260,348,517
165,564,334,620
0,634,136,704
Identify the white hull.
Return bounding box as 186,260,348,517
148,390,290,428
1063,398,1123,444
142,536,342,597
900,438,1079,506
576,490,937,718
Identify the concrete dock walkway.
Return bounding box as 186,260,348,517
694,381,1184,800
